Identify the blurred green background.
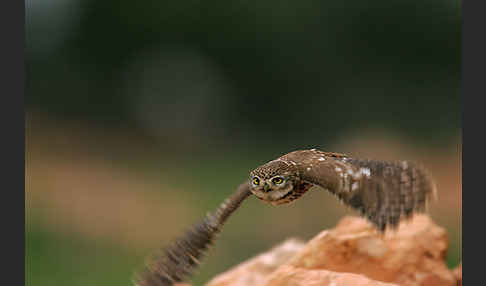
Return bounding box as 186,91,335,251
25,0,461,285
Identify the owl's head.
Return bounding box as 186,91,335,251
249,159,299,205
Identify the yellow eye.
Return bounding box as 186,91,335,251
272,177,284,185
252,177,260,185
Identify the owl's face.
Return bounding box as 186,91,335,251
249,173,296,205
249,160,301,205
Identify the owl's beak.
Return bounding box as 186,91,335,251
263,183,271,192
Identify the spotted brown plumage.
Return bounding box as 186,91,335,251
135,149,436,286
249,149,437,231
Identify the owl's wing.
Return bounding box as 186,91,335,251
135,182,251,286
289,151,436,231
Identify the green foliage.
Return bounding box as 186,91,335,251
26,224,141,286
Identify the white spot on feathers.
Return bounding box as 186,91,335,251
360,167,371,177
401,161,408,170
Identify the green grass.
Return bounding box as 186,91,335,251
446,241,462,269
26,224,141,286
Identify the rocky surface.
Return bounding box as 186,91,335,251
286,215,455,286
204,214,459,286
206,238,305,286
266,265,398,286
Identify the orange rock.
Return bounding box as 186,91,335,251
267,265,398,286
288,215,455,286
205,214,457,286
205,239,305,286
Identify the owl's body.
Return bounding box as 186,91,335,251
135,149,436,286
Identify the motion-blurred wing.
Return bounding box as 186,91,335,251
284,150,436,231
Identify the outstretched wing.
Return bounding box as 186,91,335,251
283,150,437,231
134,182,251,286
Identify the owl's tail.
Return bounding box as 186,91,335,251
134,182,251,286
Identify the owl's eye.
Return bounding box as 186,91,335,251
271,177,284,185
252,177,260,186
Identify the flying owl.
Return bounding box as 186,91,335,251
249,149,436,231
135,149,437,286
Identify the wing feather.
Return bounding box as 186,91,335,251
283,150,436,231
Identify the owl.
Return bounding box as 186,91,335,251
249,149,436,231
135,149,436,286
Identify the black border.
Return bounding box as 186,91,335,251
2,0,25,284
462,0,484,284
